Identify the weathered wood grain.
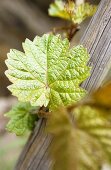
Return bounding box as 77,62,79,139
15,0,111,169
81,0,111,91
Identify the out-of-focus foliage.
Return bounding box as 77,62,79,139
72,2,97,24
49,0,72,21
47,82,111,170
5,102,38,135
47,107,78,170
93,82,111,108
5,34,90,111
48,0,97,24
74,106,111,167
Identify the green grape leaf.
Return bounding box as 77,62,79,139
5,102,39,135
48,0,97,24
5,34,90,110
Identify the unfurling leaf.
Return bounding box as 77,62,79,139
48,0,97,24
72,3,97,24
48,0,72,21
5,34,90,110
5,102,39,135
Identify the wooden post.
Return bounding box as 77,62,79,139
15,0,111,169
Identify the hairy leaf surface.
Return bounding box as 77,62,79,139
49,0,97,24
5,102,38,135
49,0,71,20
72,3,97,24
5,34,90,110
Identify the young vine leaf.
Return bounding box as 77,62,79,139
5,102,39,135
48,0,74,21
72,3,97,24
48,0,97,24
5,34,90,110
